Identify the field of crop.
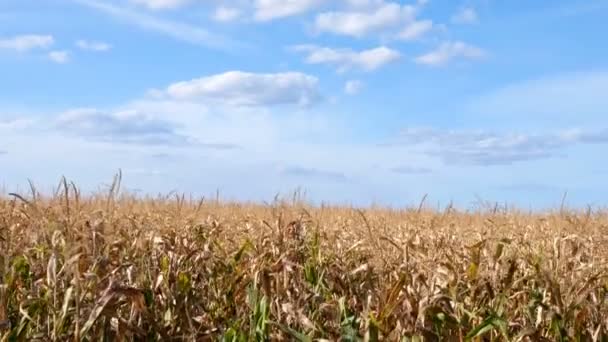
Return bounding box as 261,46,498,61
1,176,607,341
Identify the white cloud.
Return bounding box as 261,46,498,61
48,50,71,64
74,0,241,50
254,0,326,21
129,0,191,10
451,7,478,24
0,34,54,52
76,39,112,51
344,80,364,95
165,71,321,107
212,6,241,22
314,2,417,37
293,45,401,72
415,41,485,66
398,19,432,40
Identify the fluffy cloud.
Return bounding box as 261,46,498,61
254,0,326,21
415,41,485,66
398,19,433,40
212,6,242,22
129,0,191,10
344,80,363,95
314,2,417,37
0,34,54,51
55,108,192,145
451,7,478,24
165,71,321,106
392,127,608,166
76,39,112,51
48,50,71,64
292,45,401,72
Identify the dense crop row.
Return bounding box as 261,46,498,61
1,177,607,341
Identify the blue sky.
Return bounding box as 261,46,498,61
1,0,608,209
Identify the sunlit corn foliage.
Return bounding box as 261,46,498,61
1,175,608,341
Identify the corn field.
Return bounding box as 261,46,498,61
1,176,607,341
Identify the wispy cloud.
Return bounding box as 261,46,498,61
254,0,327,21
199,143,241,150
391,165,432,174
451,7,477,24
388,126,608,166
344,80,364,95
0,118,34,130
73,0,242,50
55,108,193,145
292,45,401,72
212,6,242,22
398,19,433,41
0,34,54,51
48,50,71,64
415,41,485,66
129,0,192,10
76,39,112,51
280,166,348,182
